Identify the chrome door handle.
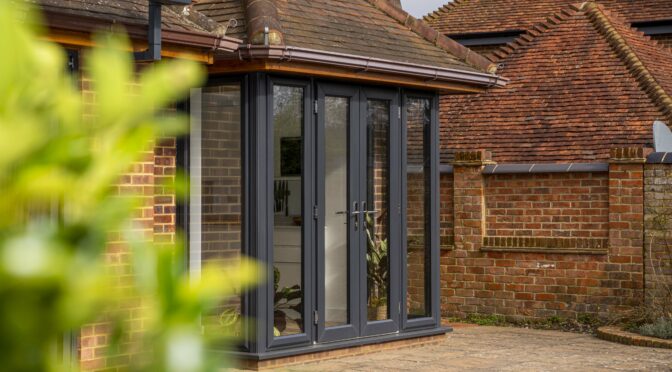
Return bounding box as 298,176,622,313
335,202,360,217
360,201,380,215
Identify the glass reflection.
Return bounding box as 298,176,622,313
324,96,350,327
272,85,304,336
366,99,391,321
406,97,431,319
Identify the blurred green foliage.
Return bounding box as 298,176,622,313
0,1,257,371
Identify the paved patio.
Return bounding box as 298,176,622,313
278,325,672,371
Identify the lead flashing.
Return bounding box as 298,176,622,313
647,152,672,164
481,163,609,174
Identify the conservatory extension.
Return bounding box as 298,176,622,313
180,0,505,366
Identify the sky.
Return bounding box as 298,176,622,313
401,0,449,18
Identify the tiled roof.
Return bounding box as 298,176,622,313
425,0,672,35
33,0,210,34
441,2,672,163
194,0,496,73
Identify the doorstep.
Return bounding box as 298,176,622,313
231,328,449,370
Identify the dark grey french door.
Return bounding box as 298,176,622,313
316,84,401,343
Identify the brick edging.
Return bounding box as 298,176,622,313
482,236,609,254
596,326,672,349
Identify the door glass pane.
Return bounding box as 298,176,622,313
189,84,244,338
324,96,350,327
406,97,431,319
272,85,304,337
366,99,391,321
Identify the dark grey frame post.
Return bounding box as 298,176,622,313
429,92,441,328
248,72,268,354
315,83,361,342
400,92,441,331
359,87,402,337
265,76,315,350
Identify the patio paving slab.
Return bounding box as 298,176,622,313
275,326,672,371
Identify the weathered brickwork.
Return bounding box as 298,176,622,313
154,136,177,245
484,173,609,239
433,149,649,320
79,148,156,371
78,61,163,372
440,173,455,246
644,163,672,304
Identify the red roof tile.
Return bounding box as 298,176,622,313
425,0,672,35
441,2,672,163
33,0,210,34
195,0,496,73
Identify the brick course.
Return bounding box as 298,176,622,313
644,163,672,305
434,149,651,320
484,173,609,239
78,58,157,371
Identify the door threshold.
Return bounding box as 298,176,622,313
218,326,450,370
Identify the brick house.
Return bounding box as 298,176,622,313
425,0,672,55
24,0,672,369
424,1,672,321
31,0,510,369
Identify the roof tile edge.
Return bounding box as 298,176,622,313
487,3,582,62
583,1,672,123
365,0,498,74
423,0,467,23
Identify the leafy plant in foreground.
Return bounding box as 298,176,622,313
0,2,258,371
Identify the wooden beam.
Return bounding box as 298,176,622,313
208,60,485,94
43,29,213,64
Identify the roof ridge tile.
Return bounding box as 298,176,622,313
487,3,583,62
366,0,497,73
584,1,672,121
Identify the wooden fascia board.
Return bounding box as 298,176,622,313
208,60,486,94
43,28,214,64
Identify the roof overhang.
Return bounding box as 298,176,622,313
39,9,241,63
210,45,507,92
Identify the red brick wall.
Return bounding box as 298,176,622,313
154,137,177,245
80,149,155,371
440,173,454,246
434,149,647,320
484,173,609,239
78,61,171,371
644,163,672,306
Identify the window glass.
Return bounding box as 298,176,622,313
190,84,244,337
272,85,305,337
405,97,431,319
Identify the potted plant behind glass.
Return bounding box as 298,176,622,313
365,211,389,320
273,267,303,335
